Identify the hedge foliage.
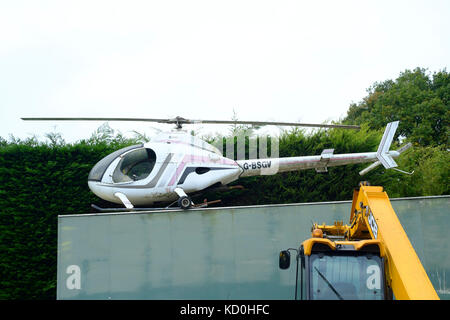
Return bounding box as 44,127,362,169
0,137,136,299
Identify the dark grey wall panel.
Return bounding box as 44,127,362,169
57,196,450,300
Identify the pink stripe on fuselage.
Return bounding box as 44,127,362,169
168,154,236,186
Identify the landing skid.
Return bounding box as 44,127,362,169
91,198,222,213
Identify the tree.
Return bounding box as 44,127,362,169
344,68,449,147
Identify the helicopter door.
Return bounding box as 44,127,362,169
112,148,157,183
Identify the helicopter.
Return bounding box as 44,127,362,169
21,116,410,211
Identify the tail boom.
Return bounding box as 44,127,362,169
236,121,403,178
237,151,393,177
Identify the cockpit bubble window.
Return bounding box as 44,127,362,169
112,148,157,183
88,144,143,182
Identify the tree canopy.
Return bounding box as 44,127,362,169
343,68,449,147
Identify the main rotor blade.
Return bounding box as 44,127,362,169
21,117,171,123
194,119,360,129
21,117,360,129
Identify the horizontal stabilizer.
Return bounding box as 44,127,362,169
359,161,382,176
376,121,399,169
378,153,397,169
360,140,412,176
397,142,412,154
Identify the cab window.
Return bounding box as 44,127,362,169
112,148,157,183
309,253,384,300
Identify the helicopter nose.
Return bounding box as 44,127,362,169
88,181,119,204
88,180,103,198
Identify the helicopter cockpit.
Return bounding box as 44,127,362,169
112,148,157,183
88,144,157,183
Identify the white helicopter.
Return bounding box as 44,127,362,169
22,116,411,211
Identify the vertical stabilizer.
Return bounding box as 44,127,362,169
376,121,399,169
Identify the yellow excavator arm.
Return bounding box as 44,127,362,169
312,183,439,300
280,182,439,299
349,184,439,300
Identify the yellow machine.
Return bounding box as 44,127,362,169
279,182,439,300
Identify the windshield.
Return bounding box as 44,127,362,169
88,144,143,182
309,253,384,300
112,148,157,183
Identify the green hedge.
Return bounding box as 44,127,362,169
0,140,130,299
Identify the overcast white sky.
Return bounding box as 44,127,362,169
1,0,449,143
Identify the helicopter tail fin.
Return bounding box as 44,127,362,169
376,121,399,169
359,121,411,176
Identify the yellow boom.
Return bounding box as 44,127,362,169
315,183,439,300
352,184,438,299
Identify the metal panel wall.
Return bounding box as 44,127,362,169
57,196,450,300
